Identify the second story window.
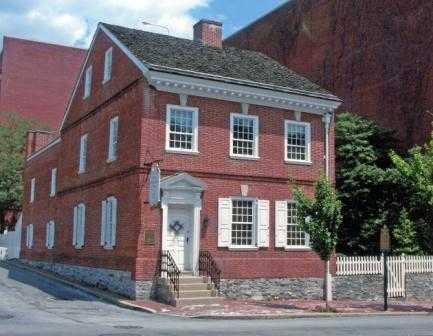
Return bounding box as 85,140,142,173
46,220,55,249
30,178,36,203
26,224,34,249
230,114,259,158
50,168,57,197
78,134,88,174
166,105,198,153
84,66,92,98
285,121,311,163
107,116,119,162
103,47,113,83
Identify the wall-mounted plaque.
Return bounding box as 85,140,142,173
144,230,156,245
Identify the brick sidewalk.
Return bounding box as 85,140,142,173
129,298,433,318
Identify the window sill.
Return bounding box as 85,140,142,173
106,157,117,164
102,245,114,250
228,246,259,251
102,78,111,85
284,159,312,166
284,247,312,251
49,193,56,198
229,155,260,161
82,95,90,100
165,149,200,156
78,170,86,175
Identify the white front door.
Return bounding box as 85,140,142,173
166,205,193,271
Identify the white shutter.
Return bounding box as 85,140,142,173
101,200,107,246
46,222,50,248
29,225,33,248
26,225,30,248
275,201,288,248
73,206,78,247
257,200,270,247
78,204,86,248
50,222,55,249
110,197,117,247
218,198,232,247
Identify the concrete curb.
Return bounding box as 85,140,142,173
1,260,157,314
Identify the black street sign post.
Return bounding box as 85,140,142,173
380,225,391,311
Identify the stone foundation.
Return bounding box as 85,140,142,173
406,273,433,300
334,275,383,300
22,259,152,299
220,278,323,300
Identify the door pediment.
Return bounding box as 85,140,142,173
161,173,206,192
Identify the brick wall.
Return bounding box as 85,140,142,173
225,0,433,147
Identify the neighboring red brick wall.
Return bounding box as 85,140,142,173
0,37,85,130
224,0,433,147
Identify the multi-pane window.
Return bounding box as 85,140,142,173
101,196,117,249
30,178,36,203
286,202,308,247
50,168,57,197
26,224,34,249
84,66,92,98
230,114,258,158
166,105,198,152
285,121,311,162
78,134,88,173
231,199,255,246
46,221,55,249
73,203,86,249
103,47,113,83
107,116,118,162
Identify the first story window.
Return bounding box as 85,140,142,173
285,121,311,163
231,199,254,246
26,224,34,249
73,203,86,249
46,221,55,249
275,200,310,249
101,196,117,249
165,105,198,152
230,113,259,158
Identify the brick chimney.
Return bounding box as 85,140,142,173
193,19,223,48
26,130,56,157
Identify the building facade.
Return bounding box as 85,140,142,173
225,0,433,147
0,36,86,130
21,20,341,300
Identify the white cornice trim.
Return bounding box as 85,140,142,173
26,138,61,162
148,71,341,114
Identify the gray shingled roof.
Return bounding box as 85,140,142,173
102,23,333,97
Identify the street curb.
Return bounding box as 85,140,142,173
1,260,157,314
190,311,432,320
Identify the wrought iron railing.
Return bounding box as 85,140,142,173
160,250,181,298
199,250,221,291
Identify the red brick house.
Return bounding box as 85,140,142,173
0,36,86,130
21,20,341,303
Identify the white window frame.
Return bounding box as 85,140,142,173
46,220,55,249
165,104,199,154
30,178,35,203
50,168,57,197
26,224,34,249
101,196,118,249
230,113,259,159
229,197,258,250
83,65,92,99
73,203,86,249
285,200,310,250
78,134,88,174
103,47,113,83
284,120,312,164
107,116,119,162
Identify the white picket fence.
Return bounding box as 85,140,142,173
0,213,22,260
337,255,433,297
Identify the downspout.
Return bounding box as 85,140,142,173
322,111,333,303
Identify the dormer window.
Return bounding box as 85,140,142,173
103,48,113,83
165,105,199,153
84,66,92,98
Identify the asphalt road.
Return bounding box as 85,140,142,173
0,263,433,336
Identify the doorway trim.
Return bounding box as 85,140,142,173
160,173,206,275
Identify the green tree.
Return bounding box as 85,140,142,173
390,135,433,253
335,112,400,254
392,209,422,255
0,113,33,232
294,175,342,305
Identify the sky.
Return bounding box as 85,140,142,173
0,0,288,50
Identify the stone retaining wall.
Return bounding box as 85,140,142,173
406,273,433,300
334,275,383,300
22,259,152,299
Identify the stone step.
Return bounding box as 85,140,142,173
174,296,224,307
179,282,211,291
178,289,213,299
178,276,206,284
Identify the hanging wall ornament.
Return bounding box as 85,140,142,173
169,220,184,234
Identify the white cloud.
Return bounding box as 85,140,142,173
0,0,210,49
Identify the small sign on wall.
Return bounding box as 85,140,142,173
144,230,156,245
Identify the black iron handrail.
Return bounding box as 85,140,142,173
160,250,181,298
199,250,221,291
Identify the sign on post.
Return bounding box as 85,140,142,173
149,164,161,207
380,225,390,252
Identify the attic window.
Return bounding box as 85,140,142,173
84,66,92,98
